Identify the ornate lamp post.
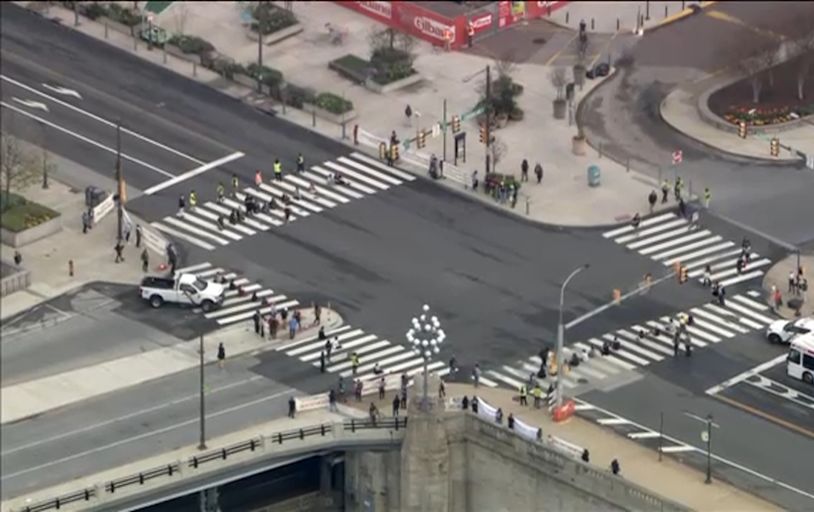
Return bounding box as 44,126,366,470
406,304,446,411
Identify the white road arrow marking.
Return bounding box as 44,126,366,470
11,97,49,112
41,84,83,99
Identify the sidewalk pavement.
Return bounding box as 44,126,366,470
763,253,812,319
35,1,669,228
661,75,814,163
353,383,777,512
1,408,353,511
0,306,342,424
0,146,165,321
546,1,699,34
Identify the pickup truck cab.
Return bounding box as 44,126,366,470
140,273,225,312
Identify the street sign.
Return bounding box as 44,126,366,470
700,430,709,442
460,105,485,121
672,150,683,165
431,123,441,138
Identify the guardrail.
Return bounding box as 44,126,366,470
14,418,407,512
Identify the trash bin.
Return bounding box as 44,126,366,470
587,165,601,187
84,186,106,208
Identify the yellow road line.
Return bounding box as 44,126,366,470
590,32,618,68
545,32,579,66
713,394,814,439
704,10,787,40
646,1,717,32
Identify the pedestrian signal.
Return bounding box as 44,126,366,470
738,121,747,139
417,129,427,149
379,142,387,160
679,265,689,284
452,115,461,133
479,124,487,144
390,144,399,162
770,137,780,157
612,289,622,303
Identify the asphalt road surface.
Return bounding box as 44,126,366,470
578,1,814,247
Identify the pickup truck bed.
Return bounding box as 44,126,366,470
140,276,174,289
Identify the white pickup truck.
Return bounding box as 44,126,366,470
139,273,225,313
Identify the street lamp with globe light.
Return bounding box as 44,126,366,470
406,304,446,411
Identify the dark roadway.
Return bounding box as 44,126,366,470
1,3,809,508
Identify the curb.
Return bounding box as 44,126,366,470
644,1,717,34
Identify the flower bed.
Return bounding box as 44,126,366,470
167,35,215,56
722,104,814,126
249,3,298,35
329,54,371,84
314,92,353,115
0,193,60,233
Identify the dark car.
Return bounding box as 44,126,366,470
586,63,611,79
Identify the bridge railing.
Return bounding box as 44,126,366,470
13,417,407,512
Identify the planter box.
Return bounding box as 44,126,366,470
100,16,136,37
365,73,423,94
233,72,258,89
246,23,304,45
1,214,62,248
165,43,202,65
308,104,358,125
0,261,30,298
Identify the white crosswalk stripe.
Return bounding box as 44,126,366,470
604,213,773,288
485,293,778,392
149,153,414,250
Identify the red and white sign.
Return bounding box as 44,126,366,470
672,150,683,165
469,12,493,33
354,1,393,21
413,15,455,42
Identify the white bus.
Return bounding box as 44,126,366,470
787,334,814,385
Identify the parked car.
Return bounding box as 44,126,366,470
766,316,814,344
586,63,610,79
139,273,225,312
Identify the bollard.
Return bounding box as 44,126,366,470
69,259,74,277
565,12,569,24
133,37,137,51
341,121,346,140
163,46,167,64
353,124,359,145
665,5,668,17
193,62,197,77
598,142,603,158
104,22,109,39
525,197,530,215
312,108,317,127
617,18,620,31
591,18,595,30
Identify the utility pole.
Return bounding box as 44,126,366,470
198,334,207,450
485,65,491,174
115,122,123,244
257,31,264,93
40,123,49,189
683,411,719,484
442,98,448,162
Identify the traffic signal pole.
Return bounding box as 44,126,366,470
485,65,491,174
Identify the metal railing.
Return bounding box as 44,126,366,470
15,417,407,512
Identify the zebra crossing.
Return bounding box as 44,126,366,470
152,152,415,251
485,290,777,392
603,212,772,288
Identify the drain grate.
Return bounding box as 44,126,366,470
532,37,547,45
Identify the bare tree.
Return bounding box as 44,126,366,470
171,2,190,35
490,137,508,172
736,48,765,104
0,133,38,209
757,43,781,90
549,68,568,100
790,15,814,100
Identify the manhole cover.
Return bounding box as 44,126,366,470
532,37,546,45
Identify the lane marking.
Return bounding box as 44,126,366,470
1,376,263,456
11,97,49,112
603,212,675,238
41,84,82,99
1,74,205,164
713,394,814,440
705,354,787,395
0,101,175,178
0,388,296,480
151,222,216,251
144,152,244,195
744,375,814,411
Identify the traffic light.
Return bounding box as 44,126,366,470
679,265,689,284
770,137,780,157
738,121,747,139
612,288,622,303
378,142,387,160
451,115,461,133
389,144,399,162
479,124,487,144
417,130,427,149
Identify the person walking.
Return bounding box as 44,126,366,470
114,242,125,263
472,363,481,387
216,182,225,203
581,449,590,463
507,413,515,430
661,179,670,203
255,169,263,186
533,384,542,408
81,210,90,234
313,302,322,325
495,407,503,424
177,194,186,216
188,190,198,211
140,248,149,272
351,352,360,376
273,159,283,181
610,459,621,475
678,197,687,219
378,376,386,400
269,315,279,339
534,162,543,184
519,385,528,406
773,286,783,312
297,153,305,173
392,395,400,417
320,351,326,373
217,342,226,369
648,190,657,214
471,170,479,191
439,380,446,399
135,224,143,248
329,389,337,412
288,396,296,418
704,187,711,209
789,270,797,294
521,159,529,182
702,264,712,287
718,283,727,306
405,104,413,126
253,309,262,336
631,212,641,235
674,176,683,201
288,315,298,339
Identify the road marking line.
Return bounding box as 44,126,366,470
660,445,695,453
311,166,369,197
639,230,712,255
285,175,349,204
604,212,676,238
337,156,403,186
323,161,383,192
731,294,770,311
275,325,353,352
744,375,814,411
0,389,296,480
487,370,523,389
350,152,415,181
597,417,629,426
705,354,787,395
174,262,212,274
690,308,744,335
286,329,365,356
163,216,231,245
1,74,204,164
41,83,82,99
216,299,299,325
1,101,175,178
663,242,736,266
713,394,814,440
627,226,692,250
11,97,49,111
724,300,775,325
151,222,215,250
144,152,244,195
616,219,687,244
544,31,580,66
628,431,660,439
719,269,764,287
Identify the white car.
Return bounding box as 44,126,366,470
140,273,225,312
766,316,814,344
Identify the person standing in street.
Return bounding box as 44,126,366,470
718,284,727,306
255,169,263,186
320,351,326,373
141,249,149,272
473,363,481,387
631,212,641,235
789,270,797,294
288,396,296,418
135,224,143,248
534,162,543,184
378,376,386,400
217,342,226,369
648,190,657,214
405,104,412,126
521,159,529,182
189,190,198,211
702,265,712,287
274,159,283,181
297,153,305,173
114,242,124,263
704,187,711,209
392,394,400,417
519,385,527,406
253,309,262,336
177,194,185,217
329,389,337,412
661,179,670,203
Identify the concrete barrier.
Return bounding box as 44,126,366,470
0,214,62,248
